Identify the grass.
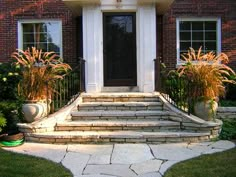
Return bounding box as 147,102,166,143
0,148,72,177
164,147,236,177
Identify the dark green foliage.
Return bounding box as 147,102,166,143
219,100,236,107
0,148,72,177
220,119,236,140
0,101,23,133
224,74,236,100
225,84,236,101
0,62,21,101
0,62,22,133
164,70,191,111
0,112,7,132
164,148,236,177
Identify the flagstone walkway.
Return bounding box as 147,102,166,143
3,141,235,177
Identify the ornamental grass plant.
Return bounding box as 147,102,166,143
177,47,236,102
11,47,71,101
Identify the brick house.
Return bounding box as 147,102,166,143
2,0,233,143
0,0,236,93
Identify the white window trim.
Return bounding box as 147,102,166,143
176,17,221,66
17,19,63,58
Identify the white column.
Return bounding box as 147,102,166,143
137,5,156,92
83,6,103,93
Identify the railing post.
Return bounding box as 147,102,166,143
154,57,161,92
46,81,49,115
79,57,86,92
187,78,191,115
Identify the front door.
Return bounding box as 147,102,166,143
103,13,137,86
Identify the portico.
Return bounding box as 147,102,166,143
63,0,174,93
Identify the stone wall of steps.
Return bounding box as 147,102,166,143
22,93,222,144
217,107,236,119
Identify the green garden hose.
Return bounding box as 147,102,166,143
0,139,24,147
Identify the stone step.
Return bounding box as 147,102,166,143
25,131,211,144
78,102,163,111
101,86,139,92
71,110,175,121
56,120,181,131
81,93,160,103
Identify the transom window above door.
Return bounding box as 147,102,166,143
18,20,62,56
176,18,221,64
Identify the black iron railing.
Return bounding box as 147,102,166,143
47,57,86,114
154,58,193,115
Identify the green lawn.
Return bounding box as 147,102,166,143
164,147,236,177
0,148,72,177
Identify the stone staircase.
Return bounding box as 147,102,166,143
22,92,222,144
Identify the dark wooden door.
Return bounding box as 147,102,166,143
103,13,137,86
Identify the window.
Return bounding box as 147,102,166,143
176,18,221,64
18,20,62,56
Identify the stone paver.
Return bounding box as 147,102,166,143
68,144,113,164
111,144,154,164
159,160,179,175
76,175,116,177
202,148,226,155
138,172,162,177
87,154,111,165
131,160,163,175
3,140,235,177
150,143,200,161
188,140,236,155
209,140,235,149
68,144,113,154
62,152,90,176
83,164,137,177
187,143,212,154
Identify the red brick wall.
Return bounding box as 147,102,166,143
0,0,78,65
162,0,236,70
1,0,235,70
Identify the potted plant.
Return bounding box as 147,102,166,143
177,47,236,121
11,47,71,123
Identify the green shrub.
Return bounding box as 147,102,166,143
0,62,21,101
225,83,236,101
226,86,236,100
0,101,23,133
219,100,236,107
164,70,190,110
220,119,236,140
0,112,7,133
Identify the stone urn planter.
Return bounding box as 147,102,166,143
22,101,49,123
194,100,218,121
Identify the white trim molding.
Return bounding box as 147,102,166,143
63,0,174,15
